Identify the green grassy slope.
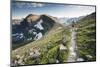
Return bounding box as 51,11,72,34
11,24,71,65
76,12,96,61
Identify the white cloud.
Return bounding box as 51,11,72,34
15,2,26,8
31,3,45,7
14,2,45,8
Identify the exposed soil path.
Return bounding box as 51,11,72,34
67,28,78,62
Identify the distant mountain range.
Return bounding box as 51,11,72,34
59,16,84,25
12,19,22,25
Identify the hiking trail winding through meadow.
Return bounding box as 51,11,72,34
67,27,78,62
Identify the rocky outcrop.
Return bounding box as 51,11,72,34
12,14,62,49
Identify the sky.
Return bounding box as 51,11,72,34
12,1,95,19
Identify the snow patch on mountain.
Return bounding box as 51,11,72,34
12,33,24,41
34,32,43,40
34,19,44,30
33,32,37,35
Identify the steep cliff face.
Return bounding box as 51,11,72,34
12,14,63,49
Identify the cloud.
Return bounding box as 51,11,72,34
15,2,26,8
13,2,45,8
31,3,45,7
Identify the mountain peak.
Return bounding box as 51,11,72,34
25,14,40,23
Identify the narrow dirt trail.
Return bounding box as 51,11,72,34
67,28,78,62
